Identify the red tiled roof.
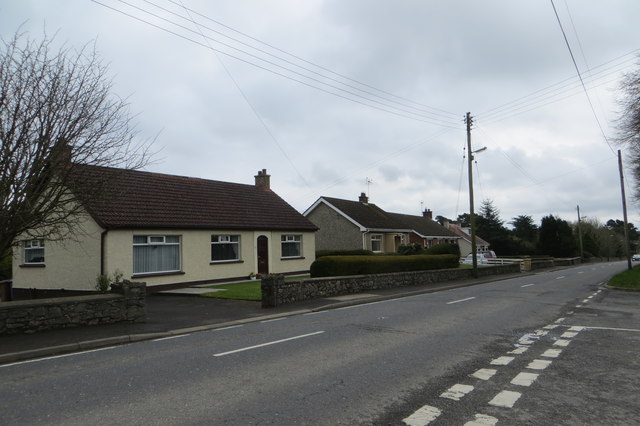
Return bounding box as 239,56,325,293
69,165,317,231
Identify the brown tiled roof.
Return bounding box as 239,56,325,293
387,212,458,238
69,165,317,231
318,197,456,237
320,197,407,230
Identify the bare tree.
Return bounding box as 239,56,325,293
0,31,151,256
617,61,640,199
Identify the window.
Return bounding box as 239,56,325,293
371,234,382,252
24,239,45,263
133,235,181,274
211,235,240,262
281,234,302,258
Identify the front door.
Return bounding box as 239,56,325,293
257,236,269,275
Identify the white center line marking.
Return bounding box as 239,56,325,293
489,390,521,408
526,359,553,370
556,276,566,280
521,284,535,288
472,368,497,380
440,384,474,401
153,334,191,342
447,296,476,305
490,356,515,366
569,326,585,331
403,405,441,426
464,413,499,426
260,317,287,323
0,346,116,368
555,317,566,323
541,348,562,358
213,331,325,357
511,372,539,387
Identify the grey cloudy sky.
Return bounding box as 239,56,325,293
2,0,640,227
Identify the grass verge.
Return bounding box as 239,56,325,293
607,265,640,291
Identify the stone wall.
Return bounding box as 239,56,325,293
0,281,146,335
262,264,520,307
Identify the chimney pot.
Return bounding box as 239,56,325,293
423,209,433,219
358,192,368,203
255,169,271,189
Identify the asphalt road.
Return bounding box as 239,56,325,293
1,262,633,425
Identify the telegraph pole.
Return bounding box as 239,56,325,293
618,150,632,270
576,205,584,260
466,112,478,277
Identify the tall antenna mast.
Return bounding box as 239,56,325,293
366,177,373,198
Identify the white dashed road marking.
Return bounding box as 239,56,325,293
554,339,571,347
213,331,324,357
490,356,514,366
508,347,528,355
561,331,578,338
472,368,497,381
440,384,474,401
526,359,552,370
447,297,476,305
403,405,441,426
520,283,535,288
464,413,499,425
541,348,562,358
489,390,522,408
511,372,539,387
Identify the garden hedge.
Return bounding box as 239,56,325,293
310,254,459,277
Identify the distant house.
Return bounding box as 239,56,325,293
13,167,317,291
444,222,490,257
303,193,458,253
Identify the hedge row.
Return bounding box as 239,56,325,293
310,254,459,278
397,243,460,257
316,249,374,258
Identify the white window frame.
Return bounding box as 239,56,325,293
211,234,241,262
23,239,45,264
281,234,302,258
371,234,382,252
133,235,181,275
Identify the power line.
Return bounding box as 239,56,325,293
175,0,309,187
162,0,460,120
90,0,462,128
549,0,615,154
477,49,637,123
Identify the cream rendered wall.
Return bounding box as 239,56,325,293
103,229,316,287
12,214,103,291
269,231,316,275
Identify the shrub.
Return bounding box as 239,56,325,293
316,249,374,258
424,243,460,257
95,269,124,293
310,254,459,277
397,244,425,255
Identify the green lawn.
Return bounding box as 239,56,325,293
201,281,261,300
201,275,310,301
608,265,640,291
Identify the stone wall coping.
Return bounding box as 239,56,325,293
0,293,121,309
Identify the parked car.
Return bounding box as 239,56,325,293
461,252,495,264
632,254,640,261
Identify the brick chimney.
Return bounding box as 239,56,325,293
358,192,368,203
255,169,270,189
423,209,433,219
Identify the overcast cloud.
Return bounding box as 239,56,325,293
2,0,639,227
